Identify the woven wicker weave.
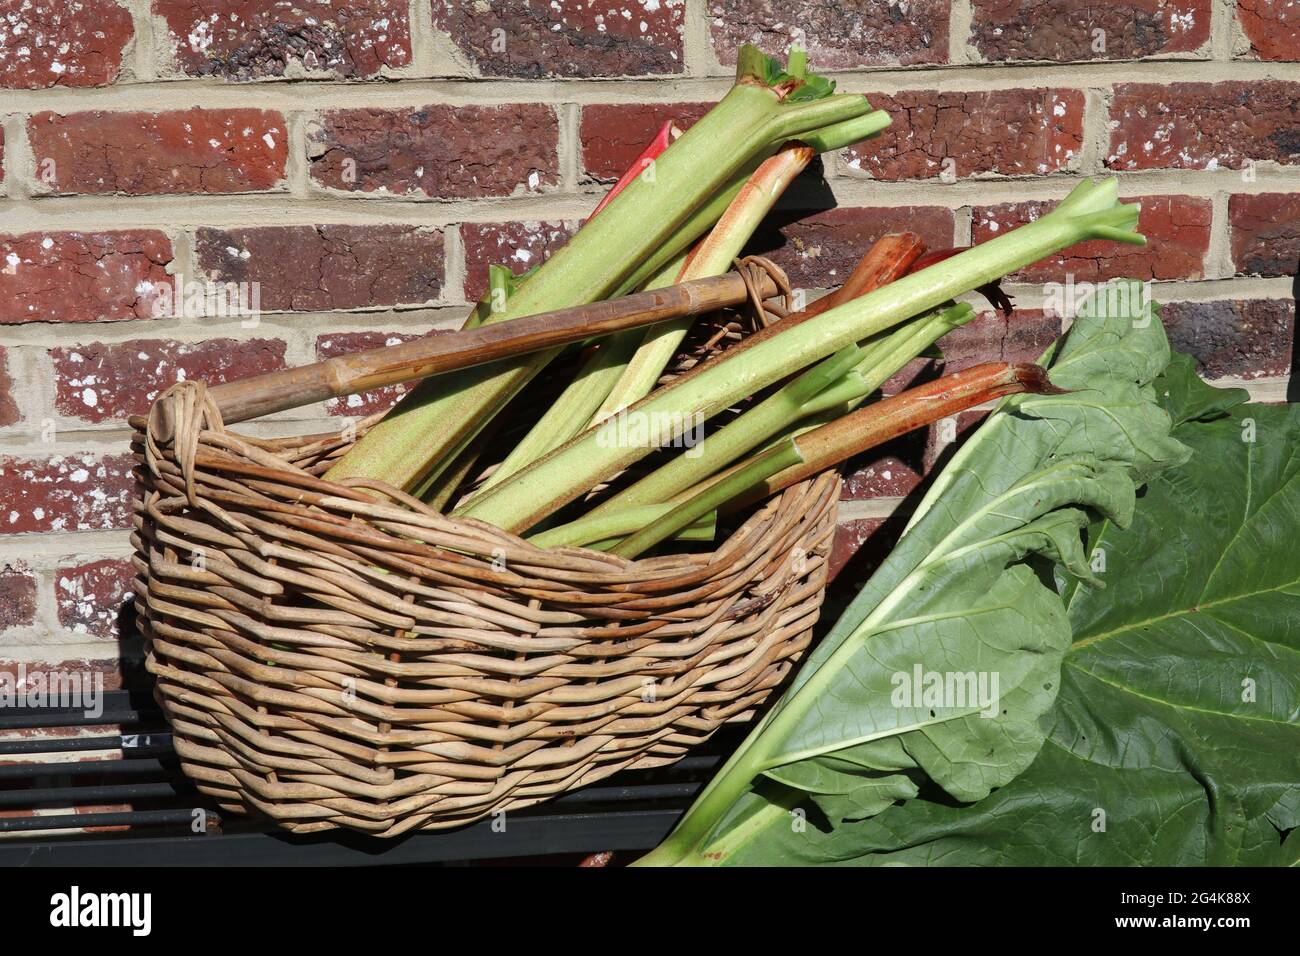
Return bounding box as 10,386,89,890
129,380,838,837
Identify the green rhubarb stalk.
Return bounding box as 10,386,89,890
595,108,894,421
612,361,1056,559
484,333,645,488
591,144,817,426
464,253,688,501
463,264,529,330
587,303,973,518
527,504,715,550
458,177,1144,534
613,107,890,301
481,124,884,492
466,124,690,495
464,111,893,502
326,48,875,493
612,442,801,558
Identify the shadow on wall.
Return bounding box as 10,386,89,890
112,594,149,690
741,156,839,259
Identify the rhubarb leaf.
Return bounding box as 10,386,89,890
727,368,1300,866
736,44,836,102
1154,351,1249,426
640,283,1189,866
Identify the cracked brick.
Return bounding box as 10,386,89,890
56,558,135,639
1229,193,1300,277
0,454,136,535
1160,298,1295,379
709,0,950,68
153,0,410,79
460,220,579,300
0,231,174,325
315,330,424,416
881,308,1061,397
194,225,444,311
1237,0,1300,60
0,0,134,88
971,0,1209,62
309,105,559,199
844,89,1084,180
579,102,713,181
747,206,955,290
433,0,685,77
51,338,288,423
936,308,1061,374
972,195,1211,282
1107,81,1300,171
28,109,287,195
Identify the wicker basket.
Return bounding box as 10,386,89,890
130,380,838,837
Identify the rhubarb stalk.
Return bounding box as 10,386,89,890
582,235,943,518
459,178,1144,534
587,302,973,521
593,143,816,424
325,47,878,493
610,363,1061,559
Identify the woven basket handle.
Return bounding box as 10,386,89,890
202,263,789,425
146,380,225,507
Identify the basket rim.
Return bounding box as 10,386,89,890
131,380,840,578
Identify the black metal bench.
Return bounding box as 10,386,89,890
0,689,731,866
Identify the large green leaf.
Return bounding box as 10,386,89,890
639,283,1191,866
724,369,1300,866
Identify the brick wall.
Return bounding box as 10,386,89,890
1,1,1297,677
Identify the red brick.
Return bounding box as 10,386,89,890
839,436,927,500
433,0,685,77
749,206,955,290
460,220,579,300
880,310,1060,396
1159,299,1294,379
153,0,410,79
55,558,136,639
309,105,559,199
1229,193,1300,277
0,231,173,325
194,225,443,311
884,309,1060,394
1106,81,1300,171
828,517,887,585
0,0,133,88
0,454,135,534
579,102,713,181
923,409,992,472
1238,1,1300,60
51,338,287,423
28,109,287,196
844,89,1084,180
315,330,421,416
940,308,1062,372
709,0,950,68
0,347,17,427
0,657,130,694
971,195,1211,282
971,0,1210,62
0,562,37,631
